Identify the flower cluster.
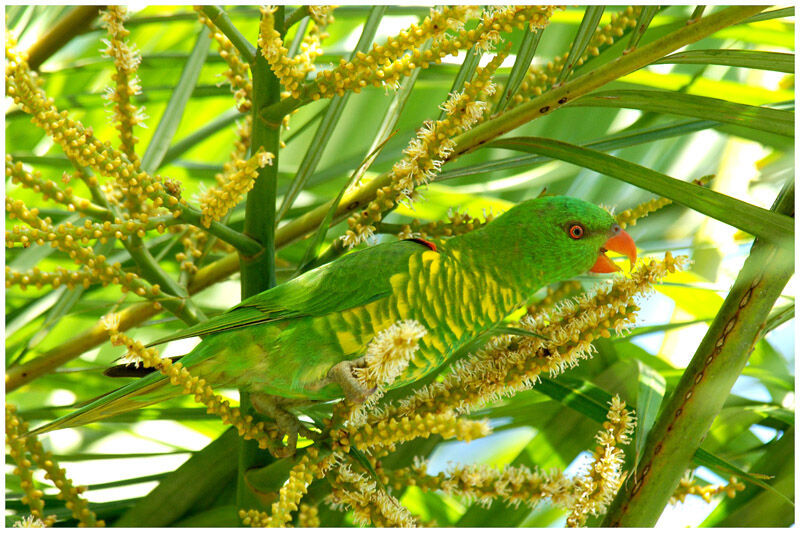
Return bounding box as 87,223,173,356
297,503,321,527
305,5,477,99
511,7,640,105
615,175,714,229
286,6,336,99
528,279,585,316
102,314,283,453
5,197,164,297
6,404,103,527
239,448,331,527
6,38,181,215
195,7,252,112
12,515,50,528
5,405,56,527
387,396,635,526
327,463,417,527
307,5,336,37
391,459,574,510
670,472,746,505
350,410,491,452
100,6,146,163
342,52,504,248
346,320,427,427
258,6,317,98
566,396,636,527
615,197,672,229
353,320,427,390
396,207,496,240
6,155,108,219
180,116,253,270
198,148,274,227
304,6,556,101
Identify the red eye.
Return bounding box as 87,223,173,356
569,224,584,239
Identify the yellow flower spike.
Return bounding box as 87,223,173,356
392,458,576,511
100,6,144,164
239,451,334,528
351,411,490,451
258,6,315,93
354,320,427,390
305,6,552,103
6,39,180,214
195,7,252,112
511,6,640,109
297,502,321,527
565,396,635,527
5,157,101,216
5,406,56,527
343,49,506,248
102,318,282,453
615,176,714,230
6,404,103,527
615,197,673,229
670,472,747,506
263,454,314,527
5,205,167,296
395,207,495,241
198,147,274,227
326,463,417,527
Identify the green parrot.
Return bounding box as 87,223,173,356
30,196,636,447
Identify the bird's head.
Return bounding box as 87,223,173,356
483,196,637,285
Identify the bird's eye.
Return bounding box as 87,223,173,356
568,224,585,239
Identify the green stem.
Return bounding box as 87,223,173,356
236,5,284,511
201,5,256,64
284,6,310,30
287,18,310,57
26,6,104,70
689,5,707,23
171,202,262,256
602,181,794,526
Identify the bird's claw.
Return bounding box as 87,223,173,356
250,393,316,457
326,358,374,404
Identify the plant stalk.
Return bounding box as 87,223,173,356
200,5,256,64
236,5,284,511
602,181,794,526
26,5,104,70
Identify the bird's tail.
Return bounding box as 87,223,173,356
27,371,179,435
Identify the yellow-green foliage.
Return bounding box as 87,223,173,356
6,5,791,528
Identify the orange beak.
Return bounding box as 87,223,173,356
590,228,637,273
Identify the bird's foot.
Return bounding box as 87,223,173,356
250,393,317,457
326,358,376,404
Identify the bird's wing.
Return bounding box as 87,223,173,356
146,239,433,347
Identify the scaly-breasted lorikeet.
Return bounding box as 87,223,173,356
31,196,636,448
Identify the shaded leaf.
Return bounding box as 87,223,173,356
490,136,794,245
